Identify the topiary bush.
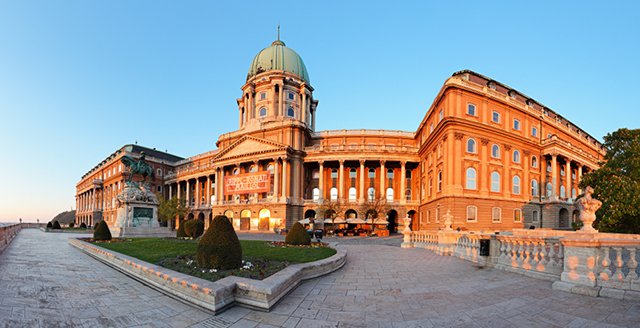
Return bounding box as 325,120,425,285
93,220,112,241
69,222,75,228
46,222,53,228
52,220,62,230
196,215,242,270
176,219,188,238
285,222,311,245
80,222,87,229
184,219,205,239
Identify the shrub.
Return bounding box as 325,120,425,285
69,222,75,228
80,222,87,229
52,221,62,230
94,222,99,230
196,215,242,270
285,222,311,245
176,220,188,238
93,220,112,241
184,219,204,239
46,222,53,228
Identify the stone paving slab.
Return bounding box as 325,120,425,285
2,229,640,327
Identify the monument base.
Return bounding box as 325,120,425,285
110,226,174,238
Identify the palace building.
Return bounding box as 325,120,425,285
75,37,606,233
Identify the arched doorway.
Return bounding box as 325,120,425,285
346,209,358,219
187,213,194,220
197,212,205,222
387,210,398,233
559,208,569,228
407,210,417,231
304,209,316,219
240,210,251,231
259,209,270,231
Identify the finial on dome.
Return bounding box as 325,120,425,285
277,24,280,41
271,25,286,46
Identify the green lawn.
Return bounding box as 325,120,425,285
95,238,336,264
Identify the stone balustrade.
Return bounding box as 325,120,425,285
403,228,640,300
0,223,22,254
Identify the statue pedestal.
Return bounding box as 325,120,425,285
111,184,173,238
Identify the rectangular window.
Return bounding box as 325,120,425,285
288,92,294,100
427,210,431,223
492,207,502,223
467,206,477,221
492,111,500,123
435,207,440,222
467,104,476,116
260,92,266,100
513,119,521,130
531,127,538,137
438,110,444,122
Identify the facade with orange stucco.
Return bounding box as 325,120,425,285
75,38,605,233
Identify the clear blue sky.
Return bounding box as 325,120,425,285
1,1,638,222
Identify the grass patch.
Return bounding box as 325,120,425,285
92,238,336,281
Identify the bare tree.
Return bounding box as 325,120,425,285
316,198,347,227
358,197,391,233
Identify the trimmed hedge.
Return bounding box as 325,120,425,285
196,215,242,270
52,221,62,230
93,220,112,241
184,219,204,239
285,222,311,245
176,220,187,238
80,222,87,229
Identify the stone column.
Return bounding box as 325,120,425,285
186,180,191,207
219,168,225,203
400,161,406,204
359,160,365,202
238,106,243,129
248,91,254,119
318,160,324,199
177,182,182,201
503,145,511,194
551,153,558,198
274,159,280,200
454,133,463,192
195,178,200,207
282,159,288,201
311,106,316,130
338,160,345,199
272,84,278,117
301,92,307,124
169,184,173,199
279,84,285,116
206,176,211,206
480,138,489,194
577,164,583,193
565,160,572,200
380,160,386,199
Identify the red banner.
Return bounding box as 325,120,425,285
224,171,270,195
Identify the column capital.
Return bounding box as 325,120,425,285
400,160,407,167
454,132,464,140
359,159,366,166
480,138,490,145
523,150,531,156
380,160,386,166
338,160,345,165
503,144,512,151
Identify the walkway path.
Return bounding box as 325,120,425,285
1,229,639,327
0,229,212,327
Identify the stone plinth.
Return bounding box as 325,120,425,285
111,183,172,238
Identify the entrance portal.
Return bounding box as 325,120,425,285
240,209,251,231
387,210,398,233
258,209,270,231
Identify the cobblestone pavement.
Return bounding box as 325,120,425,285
2,229,639,327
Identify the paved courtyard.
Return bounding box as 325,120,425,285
1,229,639,327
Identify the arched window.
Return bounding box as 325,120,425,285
560,185,566,198
513,150,521,163
330,187,338,201
259,107,267,117
348,187,357,201
367,187,375,201
492,207,502,222
287,107,295,117
490,171,501,192
512,175,521,194
233,168,239,175
465,167,477,190
386,188,394,202
491,144,500,158
437,171,443,192
466,138,476,153
312,188,320,202
467,206,477,221
546,182,553,197
531,156,538,168
514,209,522,222
531,179,539,196
249,165,257,173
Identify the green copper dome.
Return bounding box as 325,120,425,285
247,40,310,83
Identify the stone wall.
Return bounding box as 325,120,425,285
0,224,21,254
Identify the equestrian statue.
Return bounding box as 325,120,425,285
121,152,155,185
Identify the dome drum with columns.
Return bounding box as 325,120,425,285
75,36,606,234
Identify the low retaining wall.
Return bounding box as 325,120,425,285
0,224,21,254
69,238,346,314
403,229,640,300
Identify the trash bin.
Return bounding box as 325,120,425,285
479,239,490,256
314,229,323,241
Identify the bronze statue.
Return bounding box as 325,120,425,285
121,152,155,184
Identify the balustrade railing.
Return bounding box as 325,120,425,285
596,245,640,292
494,235,564,280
